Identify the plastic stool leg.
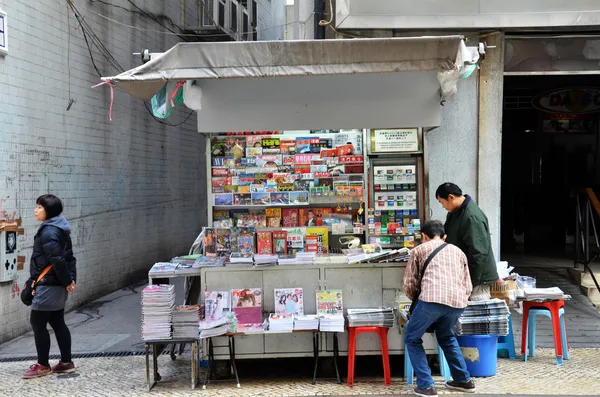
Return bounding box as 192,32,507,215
404,350,414,386
550,307,564,365
379,328,391,386
506,316,516,359
521,305,530,360
438,345,451,382
560,312,569,360
529,312,538,358
347,328,356,386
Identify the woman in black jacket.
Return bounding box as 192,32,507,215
23,195,77,379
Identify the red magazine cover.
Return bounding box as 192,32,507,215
282,208,299,227
273,231,288,254
257,231,273,254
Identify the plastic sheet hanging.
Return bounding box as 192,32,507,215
150,81,184,119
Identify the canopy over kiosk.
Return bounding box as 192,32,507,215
101,36,476,131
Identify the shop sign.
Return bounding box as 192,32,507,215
370,129,419,153
532,87,600,114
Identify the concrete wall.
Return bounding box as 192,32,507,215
257,0,286,40
0,0,206,342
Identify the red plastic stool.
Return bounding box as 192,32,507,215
521,300,566,364
347,326,391,387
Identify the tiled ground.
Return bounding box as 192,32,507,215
1,348,599,396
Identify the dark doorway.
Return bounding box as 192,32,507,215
501,76,600,256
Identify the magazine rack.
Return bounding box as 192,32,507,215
202,330,342,389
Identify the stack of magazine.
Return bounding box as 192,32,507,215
268,314,294,331
254,254,279,267
295,252,316,265
193,256,227,268
278,254,297,265
201,291,232,338
455,299,510,336
141,285,176,340
294,315,319,331
316,290,345,332
173,305,201,339
347,308,395,328
228,253,254,267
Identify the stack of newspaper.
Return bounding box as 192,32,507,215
524,287,569,301
455,299,510,336
347,308,395,328
294,315,320,331
172,305,200,339
254,254,279,267
278,254,297,265
141,285,176,340
295,252,316,265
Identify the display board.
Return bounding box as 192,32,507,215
206,131,369,255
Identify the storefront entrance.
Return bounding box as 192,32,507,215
501,75,600,260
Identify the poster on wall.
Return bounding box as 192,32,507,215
541,114,596,135
370,129,419,153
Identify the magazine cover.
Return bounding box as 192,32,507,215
273,230,288,254
251,192,270,205
285,228,305,254
275,288,304,315
214,193,234,206
232,288,263,328
306,227,329,254
216,229,231,253
316,290,344,315
257,231,273,254
282,208,299,227
270,192,290,205
238,230,256,254
204,228,217,256
205,291,231,320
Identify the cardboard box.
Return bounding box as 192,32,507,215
491,280,518,307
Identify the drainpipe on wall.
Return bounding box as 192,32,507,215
314,0,325,39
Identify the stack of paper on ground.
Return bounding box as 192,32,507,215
294,315,320,331
278,254,297,265
173,305,200,339
199,316,230,338
347,308,395,327
228,253,254,267
455,299,510,336
141,285,176,340
524,287,570,301
295,252,316,265
269,313,294,331
254,254,279,267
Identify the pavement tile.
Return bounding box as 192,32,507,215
0,348,598,396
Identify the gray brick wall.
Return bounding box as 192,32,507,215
0,0,208,342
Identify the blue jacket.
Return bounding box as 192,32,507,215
30,216,77,287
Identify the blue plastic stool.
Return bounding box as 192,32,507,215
405,345,451,385
497,315,516,359
523,307,569,364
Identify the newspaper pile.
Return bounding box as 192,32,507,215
455,299,510,336
141,285,176,340
347,308,395,328
172,305,200,339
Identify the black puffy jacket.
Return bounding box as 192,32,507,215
30,217,77,287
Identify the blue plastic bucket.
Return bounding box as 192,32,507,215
456,335,498,377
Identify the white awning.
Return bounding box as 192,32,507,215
101,36,473,131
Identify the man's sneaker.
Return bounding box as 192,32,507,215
446,380,476,393
23,363,51,379
413,387,438,397
52,361,76,374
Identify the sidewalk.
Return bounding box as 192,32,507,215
0,348,598,396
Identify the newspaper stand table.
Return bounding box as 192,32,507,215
202,330,342,389
145,338,201,391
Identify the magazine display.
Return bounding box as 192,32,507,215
268,313,294,332
316,289,345,332
205,291,231,321
274,288,304,316
232,288,263,331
